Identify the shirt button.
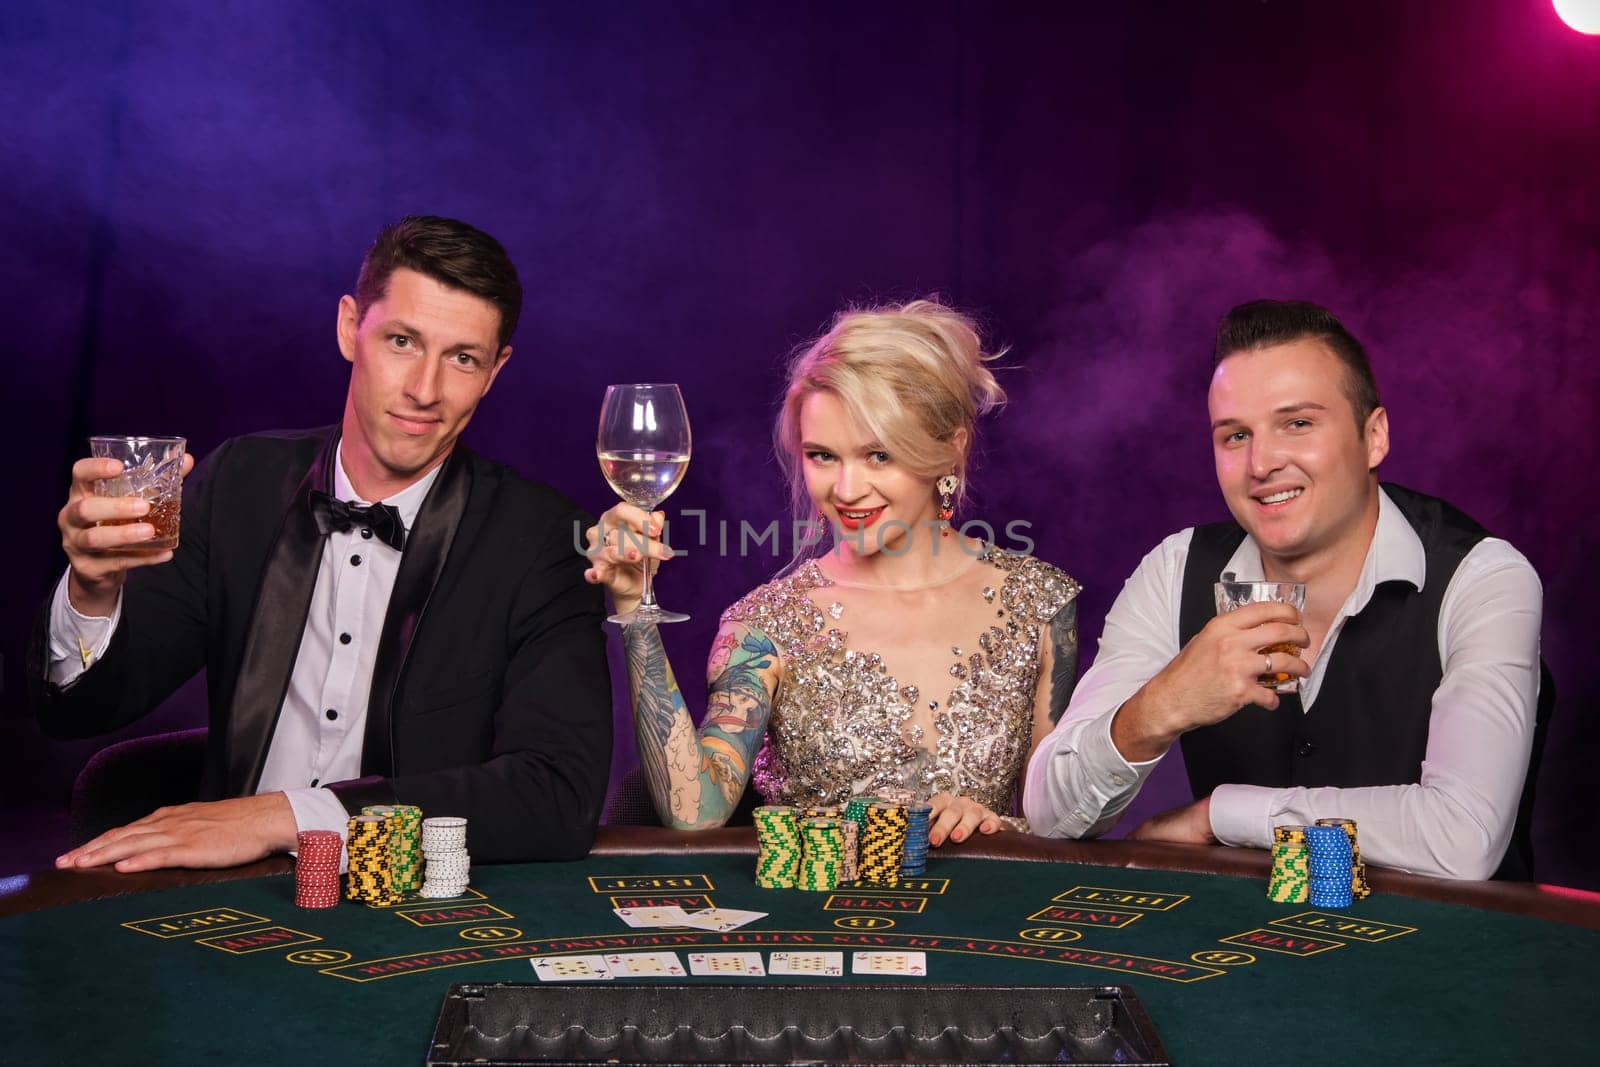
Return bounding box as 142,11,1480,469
350,555,362,567
1111,774,1126,787
1073,810,1086,821
325,708,338,721
1296,739,1317,757
339,633,352,645
361,528,373,540
310,778,319,787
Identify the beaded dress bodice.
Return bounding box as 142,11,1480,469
723,547,1079,823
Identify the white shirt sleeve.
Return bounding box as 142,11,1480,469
46,568,123,688
1024,532,1190,838
1208,539,1543,880
280,788,354,871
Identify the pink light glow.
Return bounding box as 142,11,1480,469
1554,0,1600,34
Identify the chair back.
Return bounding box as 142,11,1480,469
70,728,207,846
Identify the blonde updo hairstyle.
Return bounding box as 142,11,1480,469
775,299,1006,533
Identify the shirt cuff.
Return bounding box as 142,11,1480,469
1036,708,1162,838
1090,707,1164,784
1208,783,1278,848
282,788,353,872
47,568,123,687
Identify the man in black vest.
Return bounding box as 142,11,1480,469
34,216,612,872
1023,300,1544,880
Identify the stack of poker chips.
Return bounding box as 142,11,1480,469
843,795,884,827
361,804,423,893
1316,817,1371,900
419,816,471,898
389,805,425,892
754,805,802,889
856,802,909,887
293,830,342,909
900,803,932,876
839,819,860,882
1268,841,1311,903
345,814,402,906
798,817,846,891
1304,823,1355,908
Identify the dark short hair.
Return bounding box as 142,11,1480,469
1213,300,1381,429
355,215,522,349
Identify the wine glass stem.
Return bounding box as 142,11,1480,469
637,507,660,612
639,552,659,612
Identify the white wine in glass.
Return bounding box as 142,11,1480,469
597,383,691,624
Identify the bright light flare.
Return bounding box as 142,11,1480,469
1554,0,1600,34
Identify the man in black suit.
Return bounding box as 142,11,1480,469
34,216,611,871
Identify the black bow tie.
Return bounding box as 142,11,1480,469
309,491,406,551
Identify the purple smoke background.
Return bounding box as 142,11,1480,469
2,0,1596,887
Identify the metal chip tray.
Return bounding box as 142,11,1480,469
426,982,1171,1065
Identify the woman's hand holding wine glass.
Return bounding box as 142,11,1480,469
582,501,675,615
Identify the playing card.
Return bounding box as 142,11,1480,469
852,951,927,976
531,955,614,982
768,951,844,976
612,906,691,928
676,907,768,932
687,951,766,977
603,952,687,978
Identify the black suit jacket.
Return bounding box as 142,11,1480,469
31,427,612,861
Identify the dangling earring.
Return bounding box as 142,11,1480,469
936,473,959,538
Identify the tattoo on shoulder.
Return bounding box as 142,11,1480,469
1048,600,1079,723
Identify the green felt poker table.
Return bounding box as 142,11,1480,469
3,827,1598,1065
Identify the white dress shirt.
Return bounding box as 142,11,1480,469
1023,488,1543,880
49,443,440,847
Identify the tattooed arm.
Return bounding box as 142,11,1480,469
623,619,784,830
1029,598,1080,760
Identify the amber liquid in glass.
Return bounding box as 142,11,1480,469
1258,641,1302,686
99,496,181,551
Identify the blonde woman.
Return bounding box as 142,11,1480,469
584,301,1081,842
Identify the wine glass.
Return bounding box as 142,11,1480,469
1214,579,1307,692
597,383,692,624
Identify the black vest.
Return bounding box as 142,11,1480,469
1176,484,1550,881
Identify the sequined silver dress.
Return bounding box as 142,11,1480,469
723,547,1079,827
